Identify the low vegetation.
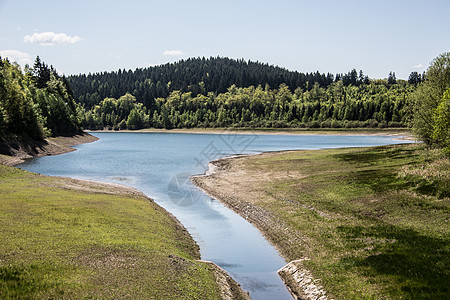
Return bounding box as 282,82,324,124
195,144,449,299
0,164,222,299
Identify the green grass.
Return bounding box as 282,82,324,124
241,144,449,299
0,165,221,299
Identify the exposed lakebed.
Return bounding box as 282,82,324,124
19,132,410,299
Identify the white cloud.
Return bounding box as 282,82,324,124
0,49,32,65
23,32,81,46
163,50,185,56
413,63,424,69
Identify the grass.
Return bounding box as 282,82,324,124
0,165,221,299
236,144,449,299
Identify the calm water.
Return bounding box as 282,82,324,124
19,132,410,299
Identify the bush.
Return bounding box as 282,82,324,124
370,120,379,128
331,120,342,128
388,121,403,128
308,121,320,128
321,120,332,128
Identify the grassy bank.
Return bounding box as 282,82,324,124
194,144,449,299
0,165,224,299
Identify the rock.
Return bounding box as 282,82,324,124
278,259,332,300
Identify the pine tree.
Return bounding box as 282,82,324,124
388,72,397,85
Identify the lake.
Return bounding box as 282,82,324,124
19,132,410,299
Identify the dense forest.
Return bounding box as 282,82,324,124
0,56,81,140
67,57,372,110
68,57,425,130
83,80,415,130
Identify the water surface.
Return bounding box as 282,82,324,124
19,132,410,299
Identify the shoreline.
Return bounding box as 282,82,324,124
0,132,99,166
87,127,414,139
192,153,333,299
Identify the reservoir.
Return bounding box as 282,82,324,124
19,132,410,299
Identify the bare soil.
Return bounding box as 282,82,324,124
90,127,414,139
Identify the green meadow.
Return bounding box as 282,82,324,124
233,144,449,299
0,163,221,299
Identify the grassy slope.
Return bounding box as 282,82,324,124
0,164,221,299
210,144,449,299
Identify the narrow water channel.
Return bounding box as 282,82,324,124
19,132,410,299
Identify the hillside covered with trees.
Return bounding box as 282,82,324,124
68,57,339,109
0,57,81,140
83,80,414,131
68,57,423,131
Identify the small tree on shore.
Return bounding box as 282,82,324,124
412,52,450,152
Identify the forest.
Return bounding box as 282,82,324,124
83,80,415,130
67,56,425,130
0,56,81,140
68,57,339,109
68,57,426,112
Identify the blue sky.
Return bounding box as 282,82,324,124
1,0,449,79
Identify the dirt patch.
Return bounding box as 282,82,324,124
0,133,98,166
192,154,312,257
40,176,147,197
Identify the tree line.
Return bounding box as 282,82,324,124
0,56,81,140
82,79,414,130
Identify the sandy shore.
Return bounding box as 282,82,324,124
88,127,414,139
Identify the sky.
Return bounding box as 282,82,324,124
0,0,449,79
